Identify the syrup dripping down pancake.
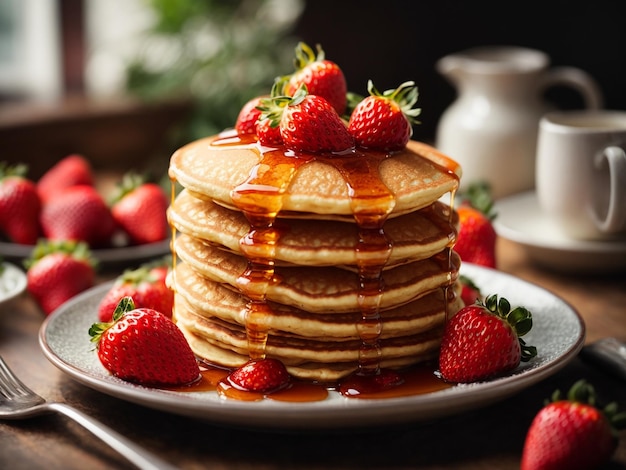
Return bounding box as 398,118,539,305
174,295,448,382
169,189,458,267
173,234,460,314
168,133,461,218
170,261,463,341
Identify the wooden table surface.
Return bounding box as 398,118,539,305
1,236,625,470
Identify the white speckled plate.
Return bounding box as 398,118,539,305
0,262,27,308
39,263,585,430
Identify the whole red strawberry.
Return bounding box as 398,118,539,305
521,379,626,470
459,274,482,306
37,154,94,203
89,297,200,387
25,240,96,315
0,162,41,245
110,173,169,245
439,294,536,383
348,80,422,151
40,185,115,247
259,85,354,154
97,262,173,322
454,183,497,268
226,358,290,394
285,42,347,115
235,95,266,135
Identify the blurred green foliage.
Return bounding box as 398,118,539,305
125,0,303,145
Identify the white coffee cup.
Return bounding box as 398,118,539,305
536,110,626,240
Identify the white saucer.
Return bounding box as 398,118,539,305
494,191,626,273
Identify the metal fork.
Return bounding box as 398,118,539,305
0,355,177,470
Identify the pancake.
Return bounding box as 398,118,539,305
173,234,460,313
171,261,462,340
174,296,445,382
168,189,458,267
168,132,461,218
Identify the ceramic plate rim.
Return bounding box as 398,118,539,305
0,262,27,307
39,263,585,430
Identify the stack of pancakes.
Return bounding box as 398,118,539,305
167,131,463,382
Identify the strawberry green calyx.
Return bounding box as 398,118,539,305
482,294,537,362
24,239,97,270
292,42,325,71
257,78,292,129
366,79,422,125
109,172,147,205
550,379,626,434
0,162,29,179
89,296,135,344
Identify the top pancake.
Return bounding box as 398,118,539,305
168,131,461,218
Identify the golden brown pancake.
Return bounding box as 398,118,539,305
168,132,461,218
171,261,462,340
173,234,460,313
168,189,458,267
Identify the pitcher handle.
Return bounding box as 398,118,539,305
541,67,604,109
592,146,626,234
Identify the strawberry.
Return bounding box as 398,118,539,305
521,379,626,470
259,85,354,154
37,154,94,203
256,117,283,146
285,42,347,115
89,297,200,387
97,261,173,322
25,240,96,315
348,80,421,151
459,274,482,306
226,358,290,394
40,185,116,247
0,162,41,245
454,182,497,268
438,294,536,383
235,95,266,135
110,173,169,245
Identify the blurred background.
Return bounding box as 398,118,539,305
1,0,625,179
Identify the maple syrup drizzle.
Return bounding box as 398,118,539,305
171,131,460,400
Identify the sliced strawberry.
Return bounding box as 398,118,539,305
227,358,290,394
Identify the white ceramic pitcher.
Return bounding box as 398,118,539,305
435,46,603,199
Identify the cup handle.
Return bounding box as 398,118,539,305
542,67,604,109
593,146,626,233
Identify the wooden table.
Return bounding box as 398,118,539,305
1,237,625,469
